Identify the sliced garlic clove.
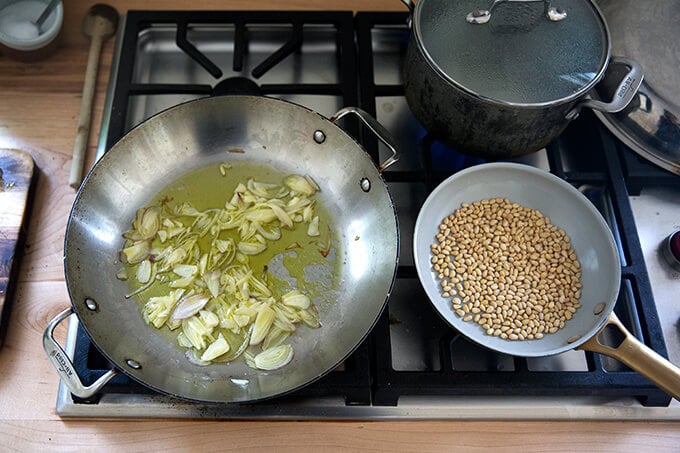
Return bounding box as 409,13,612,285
250,305,275,345
186,349,211,366
237,241,267,255
299,309,321,329
281,290,311,310
267,202,293,228
200,333,230,362
262,326,291,350
302,204,313,223
198,309,220,328
171,294,210,322
136,259,152,284
173,264,198,278
138,206,161,240
204,270,221,298
283,174,318,196
116,268,128,281
253,344,294,370
244,207,278,224
304,175,320,191
122,240,151,264
307,215,320,237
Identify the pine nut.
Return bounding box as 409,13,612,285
431,198,582,342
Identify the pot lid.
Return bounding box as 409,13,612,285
590,0,680,176
413,0,609,104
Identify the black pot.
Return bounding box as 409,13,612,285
402,0,643,158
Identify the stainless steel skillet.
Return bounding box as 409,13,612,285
44,95,400,403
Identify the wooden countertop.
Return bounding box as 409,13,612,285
1,0,678,450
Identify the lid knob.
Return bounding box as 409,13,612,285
466,0,567,24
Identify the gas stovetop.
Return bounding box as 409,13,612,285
56,10,680,419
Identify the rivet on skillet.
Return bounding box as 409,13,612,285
313,130,326,144
360,177,371,192
84,298,98,311
125,359,142,370
593,302,606,315
567,335,582,344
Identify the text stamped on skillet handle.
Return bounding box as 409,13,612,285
567,57,644,120
43,307,119,398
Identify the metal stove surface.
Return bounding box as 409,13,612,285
55,11,680,419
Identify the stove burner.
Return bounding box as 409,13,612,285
422,134,485,179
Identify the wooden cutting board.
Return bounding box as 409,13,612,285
0,149,36,348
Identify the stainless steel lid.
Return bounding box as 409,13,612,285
412,0,609,105
592,0,680,176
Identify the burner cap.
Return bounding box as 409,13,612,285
212,77,261,96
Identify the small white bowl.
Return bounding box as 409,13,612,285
0,0,63,61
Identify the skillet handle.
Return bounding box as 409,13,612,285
330,107,400,172
43,307,119,398
577,312,680,401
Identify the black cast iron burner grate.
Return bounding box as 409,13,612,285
72,10,671,408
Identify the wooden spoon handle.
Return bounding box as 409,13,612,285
68,31,104,189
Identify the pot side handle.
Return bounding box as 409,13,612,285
566,57,644,120
400,0,414,27
330,107,400,172
577,312,680,402
43,307,119,399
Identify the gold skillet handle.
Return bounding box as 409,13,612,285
577,312,680,401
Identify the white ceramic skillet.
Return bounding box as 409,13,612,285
414,162,680,400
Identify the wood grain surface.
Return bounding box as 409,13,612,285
0,149,35,347
0,0,678,450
